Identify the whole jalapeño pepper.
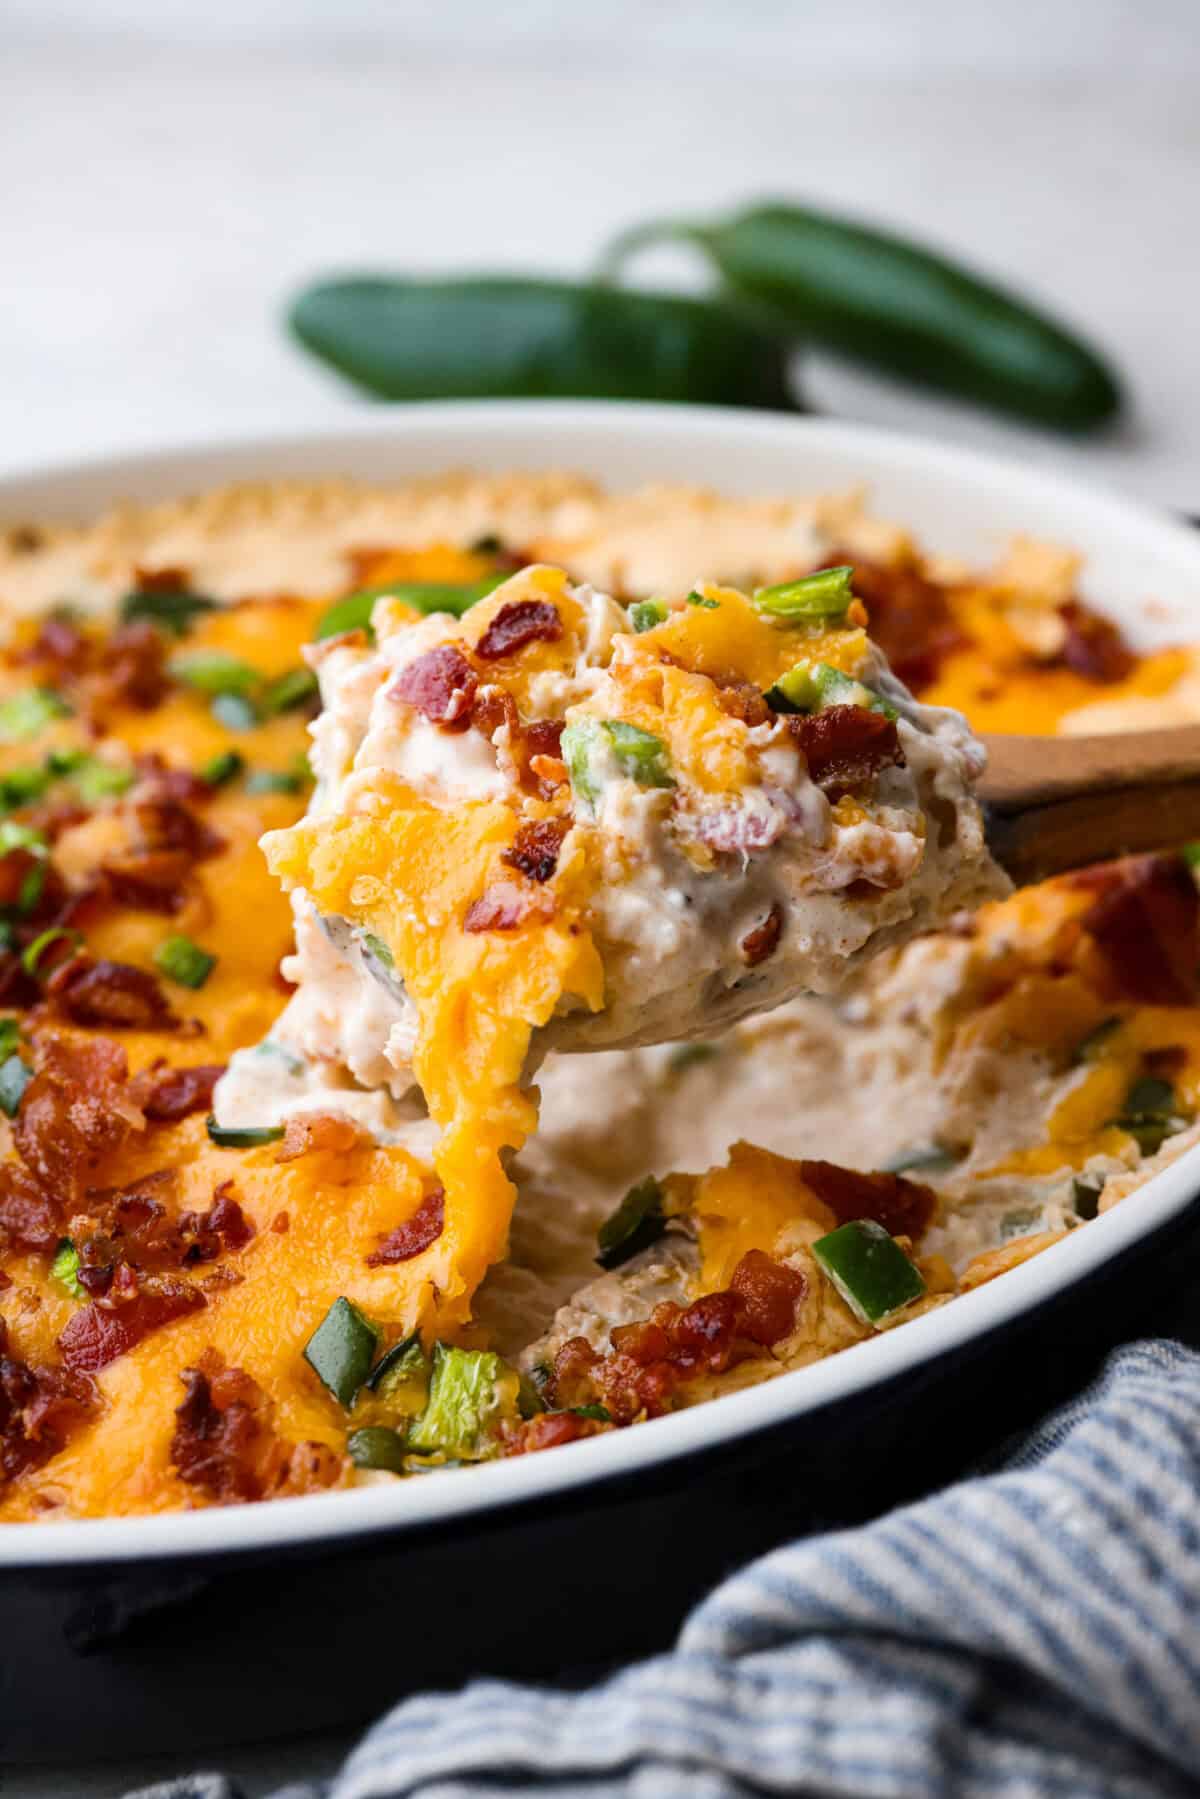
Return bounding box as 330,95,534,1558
289,276,799,411
600,201,1122,432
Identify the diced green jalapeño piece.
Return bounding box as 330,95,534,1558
999,1205,1043,1240
366,1331,430,1418
155,934,217,990
168,651,260,696
628,599,668,633
0,1054,32,1118
560,719,604,811
261,667,319,715
1109,1075,1188,1156
210,693,260,732
666,1041,720,1076
753,564,854,624
562,717,675,807
0,764,51,812
883,1144,960,1175
596,1176,667,1270
405,1344,518,1462
72,756,136,805
602,721,675,788
314,589,377,641
0,688,71,744
201,749,245,788
51,1238,85,1300
21,926,82,978
360,931,395,971
1071,1174,1105,1220
314,574,509,641
812,1218,925,1326
765,660,896,719
303,1296,381,1409
347,1426,408,1472
206,1117,286,1148
121,587,219,636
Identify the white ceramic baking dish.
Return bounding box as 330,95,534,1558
1,403,1198,1762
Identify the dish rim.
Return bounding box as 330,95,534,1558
2,398,1199,1570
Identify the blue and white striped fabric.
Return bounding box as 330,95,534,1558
136,1339,1200,1799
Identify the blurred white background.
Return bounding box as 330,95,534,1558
5,5,1200,1793
4,0,1200,509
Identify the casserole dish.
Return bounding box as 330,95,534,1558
2,402,1199,1762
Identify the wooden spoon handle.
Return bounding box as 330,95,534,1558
978,727,1200,884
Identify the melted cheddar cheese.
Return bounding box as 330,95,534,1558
264,803,604,1338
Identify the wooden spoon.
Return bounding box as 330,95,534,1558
979,727,1200,885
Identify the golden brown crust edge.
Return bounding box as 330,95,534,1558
0,469,911,623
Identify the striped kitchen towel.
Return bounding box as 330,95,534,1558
135,1338,1200,1799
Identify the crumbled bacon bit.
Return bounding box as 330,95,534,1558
740,902,784,967
274,1112,361,1163
133,1062,225,1122
389,645,479,730
45,954,179,1030
177,1185,255,1263
170,1351,342,1504
23,614,89,679
828,552,964,692
1,1318,97,1488
98,620,169,710
729,1249,808,1343
503,818,568,884
475,600,563,660
71,1171,251,1287
132,753,214,809
132,564,192,593
1145,1045,1187,1079
14,1033,143,1204
463,880,548,933
58,1278,205,1372
74,1172,180,1271
524,718,565,761
170,1359,271,1503
551,1250,805,1424
468,690,567,798
1076,852,1200,1006
470,683,520,743
713,678,771,728
518,718,570,799
133,796,224,862
100,847,193,913
367,1187,445,1265
1057,600,1136,684
21,798,94,845
0,1163,63,1253
798,1159,937,1239
0,843,62,918
505,1409,608,1456
786,705,905,792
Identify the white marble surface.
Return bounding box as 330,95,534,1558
4,8,1199,1795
